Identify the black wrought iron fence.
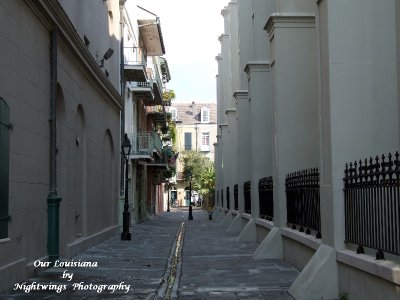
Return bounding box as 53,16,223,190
259,177,273,221
226,186,230,210
244,181,251,214
234,184,238,211
344,152,400,259
286,168,321,238
221,189,224,207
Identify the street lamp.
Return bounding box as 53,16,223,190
121,133,132,241
188,171,193,220
167,182,170,212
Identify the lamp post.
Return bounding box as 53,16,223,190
188,171,193,220
121,134,132,241
167,183,170,212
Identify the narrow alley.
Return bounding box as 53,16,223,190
1,209,298,299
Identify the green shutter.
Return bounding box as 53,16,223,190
184,132,192,150
0,98,10,239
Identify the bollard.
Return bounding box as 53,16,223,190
47,195,62,265
208,211,212,220
188,205,193,220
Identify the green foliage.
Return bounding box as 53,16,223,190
182,151,215,197
163,89,176,102
339,294,348,300
168,123,176,147
161,146,176,179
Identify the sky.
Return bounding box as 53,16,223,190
128,0,229,103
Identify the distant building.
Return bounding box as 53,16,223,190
167,102,217,206
122,1,171,223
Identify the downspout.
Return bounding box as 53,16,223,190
48,28,62,264
119,2,126,196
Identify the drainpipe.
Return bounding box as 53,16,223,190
48,28,62,264
119,2,126,196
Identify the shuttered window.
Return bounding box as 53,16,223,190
0,98,10,239
184,132,192,150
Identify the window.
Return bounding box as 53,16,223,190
0,98,10,239
201,106,209,123
184,132,192,150
201,132,210,151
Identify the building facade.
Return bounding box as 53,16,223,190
122,1,172,224
167,102,217,206
215,1,400,300
0,0,124,292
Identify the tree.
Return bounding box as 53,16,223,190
182,151,215,199
163,89,176,105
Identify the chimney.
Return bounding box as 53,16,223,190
192,101,195,118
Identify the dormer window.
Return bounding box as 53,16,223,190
201,106,209,123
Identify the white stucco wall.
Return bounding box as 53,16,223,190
268,14,319,227
318,0,400,249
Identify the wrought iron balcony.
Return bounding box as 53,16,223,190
124,47,147,82
146,105,166,126
130,132,162,160
129,80,154,100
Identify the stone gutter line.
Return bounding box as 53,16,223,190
156,221,185,299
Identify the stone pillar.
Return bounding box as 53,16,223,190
246,62,273,219
265,13,319,228
226,109,238,211
237,0,252,90
234,91,250,213
219,124,229,209
317,0,400,249
213,141,219,207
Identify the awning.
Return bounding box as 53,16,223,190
138,19,165,56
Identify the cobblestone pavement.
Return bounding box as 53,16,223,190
0,208,298,299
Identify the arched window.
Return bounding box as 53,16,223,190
0,98,10,239
201,106,209,123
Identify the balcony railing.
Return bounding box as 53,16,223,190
259,177,273,221
344,152,400,258
131,81,152,88
124,46,146,66
130,132,162,158
124,47,147,82
286,168,321,238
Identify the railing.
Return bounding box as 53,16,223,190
146,105,163,113
234,184,238,211
226,186,230,210
244,181,251,214
259,177,273,221
286,168,321,238
131,132,162,157
344,152,400,258
221,189,224,207
124,46,146,66
153,62,163,95
131,81,152,89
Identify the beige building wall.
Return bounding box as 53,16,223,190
0,0,122,292
169,102,217,206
